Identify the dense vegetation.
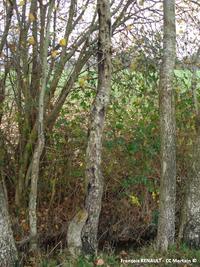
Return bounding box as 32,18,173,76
0,0,200,266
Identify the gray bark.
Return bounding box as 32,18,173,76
29,1,55,251
180,48,200,248
67,209,88,257
182,130,200,248
157,0,176,252
0,51,18,266
0,2,13,55
0,179,18,266
81,0,112,255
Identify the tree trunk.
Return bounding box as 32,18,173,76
67,209,88,257
81,0,112,255
157,0,176,252
181,123,200,248
29,1,54,251
180,48,200,247
0,61,18,266
0,178,18,266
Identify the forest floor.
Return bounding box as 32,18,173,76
22,242,200,267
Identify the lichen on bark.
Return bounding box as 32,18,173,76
0,180,18,267
156,0,176,252
81,0,112,255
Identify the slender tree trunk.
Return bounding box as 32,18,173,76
157,0,176,252
0,24,18,262
180,49,200,247
81,0,112,255
181,123,200,248
0,131,18,265
0,176,18,266
0,184,18,266
29,1,54,251
15,146,31,206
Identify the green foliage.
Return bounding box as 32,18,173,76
19,63,200,265
40,259,58,267
122,175,155,193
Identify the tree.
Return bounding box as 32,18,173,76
179,47,200,248
157,0,176,252
28,0,55,251
0,1,18,265
0,0,138,255
81,0,112,254
2,0,136,207
0,174,18,266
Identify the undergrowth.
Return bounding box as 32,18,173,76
24,243,200,267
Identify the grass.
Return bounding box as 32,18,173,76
35,242,200,267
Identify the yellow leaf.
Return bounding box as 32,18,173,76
78,77,86,88
29,13,35,22
19,0,25,6
51,50,58,58
177,19,184,24
127,25,133,31
138,0,144,6
59,38,67,47
129,194,140,206
175,86,181,93
152,192,157,200
177,28,184,34
28,36,36,45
